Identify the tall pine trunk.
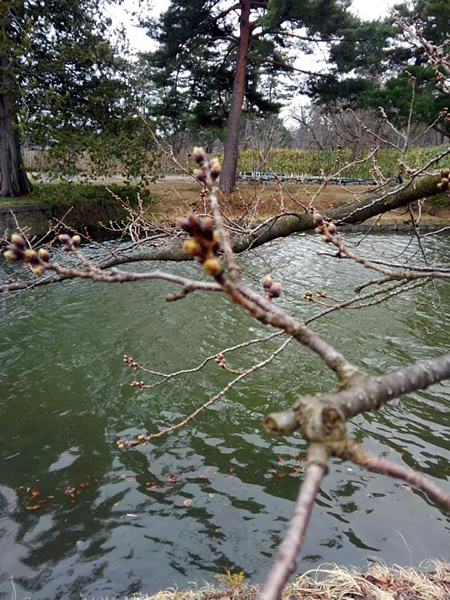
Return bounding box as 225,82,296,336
219,0,251,194
0,55,32,197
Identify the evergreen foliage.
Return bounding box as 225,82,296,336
308,0,450,137
139,0,355,191
0,0,153,197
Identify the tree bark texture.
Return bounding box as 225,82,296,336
264,354,450,445
0,55,32,197
219,0,251,194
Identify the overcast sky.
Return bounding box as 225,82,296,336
351,0,399,21
109,0,400,53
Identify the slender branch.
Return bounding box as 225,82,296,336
304,279,428,325
258,445,328,600
341,440,450,510
320,226,450,281
118,336,292,447
124,330,285,390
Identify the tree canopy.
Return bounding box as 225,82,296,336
139,0,355,191
308,0,450,139
0,0,150,197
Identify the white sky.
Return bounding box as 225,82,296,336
110,0,400,53
351,0,398,21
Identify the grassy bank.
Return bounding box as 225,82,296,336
80,562,450,600
0,182,154,232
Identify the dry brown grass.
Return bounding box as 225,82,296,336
147,180,449,224
114,561,450,600
148,180,367,219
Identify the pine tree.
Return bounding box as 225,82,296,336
308,0,450,139
141,0,354,192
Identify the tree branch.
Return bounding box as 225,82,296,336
340,440,450,510
264,354,450,441
258,445,328,600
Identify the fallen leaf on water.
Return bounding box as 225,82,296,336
80,482,89,488
183,498,192,507
26,499,48,510
167,474,178,483
119,475,136,482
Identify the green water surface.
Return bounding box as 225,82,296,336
0,233,449,599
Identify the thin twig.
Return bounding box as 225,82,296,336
125,331,285,390
258,449,328,600
118,336,293,446
341,440,450,510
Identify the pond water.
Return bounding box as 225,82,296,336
0,233,449,600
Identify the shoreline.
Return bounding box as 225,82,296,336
79,561,450,600
1,202,448,237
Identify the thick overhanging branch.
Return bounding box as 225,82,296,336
331,174,447,224
106,173,446,261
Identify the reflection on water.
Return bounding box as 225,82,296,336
0,233,449,599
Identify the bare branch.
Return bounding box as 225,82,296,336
264,354,450,440
118,335,293,447
258,445,328,600
124,330,285,390
341,440,450,510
